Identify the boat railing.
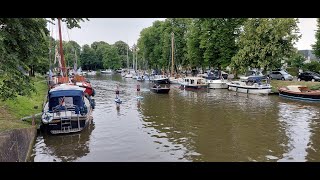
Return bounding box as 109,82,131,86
52,105,81,130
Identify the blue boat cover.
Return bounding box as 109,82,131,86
49,90,84,111
247,76,263,83
49,90,84,98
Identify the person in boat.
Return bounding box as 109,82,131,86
266,76,271,84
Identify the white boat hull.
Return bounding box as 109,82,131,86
124,74,133,78
207,79,228,89
169,77,183,84
227,83,272,94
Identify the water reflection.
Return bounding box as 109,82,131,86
31,123,95,162
140,88,286,161
277,100,319,161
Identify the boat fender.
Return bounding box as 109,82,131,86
91,99,96,109
92,89,96,97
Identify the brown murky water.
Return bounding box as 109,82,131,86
30,74,320,161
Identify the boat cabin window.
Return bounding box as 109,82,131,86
64,97,74,108
191,79,194,84
49,96,83,111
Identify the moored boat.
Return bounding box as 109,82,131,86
101,69,112,74
180,77,208,90
41,85,93,135
226,76,271,94
278,85,320,101
152,75,170,84
150,85,170,94
204,70,228,89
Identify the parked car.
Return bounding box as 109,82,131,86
268,70,293,81
298,71,320,82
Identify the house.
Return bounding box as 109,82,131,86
298,50,319,63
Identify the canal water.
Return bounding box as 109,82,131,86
30,74,320,162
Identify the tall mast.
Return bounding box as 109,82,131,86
127,44,129,69
58,18,66,77
171,32,174,76
49,29,52,71
132,44,135,70
74,49,77,72
136,47,138,71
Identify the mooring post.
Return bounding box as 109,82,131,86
32,106,38,126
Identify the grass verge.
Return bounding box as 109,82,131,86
0,76,47,133
270,80,320,93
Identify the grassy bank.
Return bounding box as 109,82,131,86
270,80,320,93
0,76,47,133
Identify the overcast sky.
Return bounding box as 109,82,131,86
48,18,317,50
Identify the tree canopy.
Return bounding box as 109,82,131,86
231,18,300,73
0,18,87,100
312,18,320,59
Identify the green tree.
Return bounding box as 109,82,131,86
302,61,320,73
114,41,131,68
49,18,88,29
186,19,205,68
231,18,300,74
0,18,87,100
63,40,81,69
91,41,108,69
0,18,49,100
102,45,121,70
288,51,305,69
80,44,97,70
312,18,320,59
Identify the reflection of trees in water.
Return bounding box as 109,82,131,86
40,123,95,162
140,89,288,161
277,101,320,161
306,107,320,161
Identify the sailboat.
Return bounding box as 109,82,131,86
124,44,134,78
41,19,94,135
168,32,183,84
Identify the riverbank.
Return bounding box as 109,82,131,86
270,80,320,93
0,76,47,133
0,75,47,161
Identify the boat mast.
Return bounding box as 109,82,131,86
49,27,52,72
136,47,138,71
74,49,77,73
58,18,66,77
171,32,174,77
132,44,135,70
127,43,129,69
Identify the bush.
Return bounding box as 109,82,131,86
286,67,299,76
302,61,320,73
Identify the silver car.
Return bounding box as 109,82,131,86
268,70,293,81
